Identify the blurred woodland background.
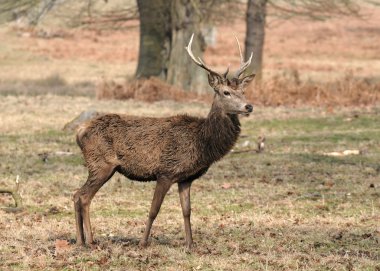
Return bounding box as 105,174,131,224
0,0,379,105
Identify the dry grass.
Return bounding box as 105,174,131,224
0,95,379,270
96,77,209,103
2,70,379,107
94,74,380,107
0,74,95,97
248,71,380,107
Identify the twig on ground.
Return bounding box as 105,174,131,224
0,175,23,213
231,135,266,155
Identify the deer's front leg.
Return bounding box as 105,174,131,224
178,181,193,249
140,179,172,248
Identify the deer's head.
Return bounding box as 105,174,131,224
186,34,255,115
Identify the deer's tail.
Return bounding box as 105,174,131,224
76,124,88,150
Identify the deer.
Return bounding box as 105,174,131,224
73,34,255,249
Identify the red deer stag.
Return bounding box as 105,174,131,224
73,34,255,249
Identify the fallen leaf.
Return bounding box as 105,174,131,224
55,239,70,255
221,183,231,189
97,256,109,266
324,181,335,187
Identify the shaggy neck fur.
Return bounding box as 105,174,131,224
199,98,241,164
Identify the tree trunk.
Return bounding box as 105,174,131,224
245,0,267,82
28,0,57,26
166,0,207,93
136,0,208,92
136,0,170,79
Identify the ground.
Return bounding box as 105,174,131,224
0,96,379,270
0,4,380,271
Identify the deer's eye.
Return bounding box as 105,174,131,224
223,91,231,96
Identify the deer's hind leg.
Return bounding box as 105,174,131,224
74,162,116,245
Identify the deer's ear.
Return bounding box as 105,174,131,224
238,74,256,89
208,73,223,90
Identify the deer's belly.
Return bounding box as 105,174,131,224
116,165,158,182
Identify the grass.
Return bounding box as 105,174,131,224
0,74,95,97
0,95,379,270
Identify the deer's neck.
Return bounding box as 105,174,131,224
200,101,241,164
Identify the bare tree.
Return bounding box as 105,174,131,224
245,0,362,81
135,0,169,80
245,0,267,82
0,0,219,92
0,0,59,25
136,0,211,92
1,0,364,89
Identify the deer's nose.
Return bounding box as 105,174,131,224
245,104,253,112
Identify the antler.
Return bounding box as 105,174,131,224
222,65,230,79
233,35,253,79
186,33,228,77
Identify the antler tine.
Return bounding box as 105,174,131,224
234,35,244,64
233,35,253,79
222,64,230,79
185,33,220,75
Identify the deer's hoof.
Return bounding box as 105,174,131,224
139,240,148,248
185,243,194,253
76,240,84,246
88,243,98,250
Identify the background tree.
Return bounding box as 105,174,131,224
0,0,366,89
135,0,169,79
165,1,207,92
245,0,362,82
0,0,59,25
136,0,240,92
0,0,217,92
245,0,267,82
136,0,207,92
